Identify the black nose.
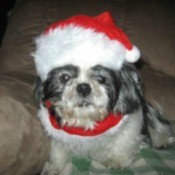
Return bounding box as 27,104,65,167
76,83,91,97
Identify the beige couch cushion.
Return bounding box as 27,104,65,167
140,66,175,121
125,1,175,77
0,72,50,175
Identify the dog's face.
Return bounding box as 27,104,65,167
44,65,120,129
34,63,142,129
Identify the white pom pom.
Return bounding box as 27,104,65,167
125,45,140,63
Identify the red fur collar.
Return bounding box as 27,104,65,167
45,100,123,137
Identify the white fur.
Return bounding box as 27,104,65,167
39,105,144,174
33,25,131,81
125,46,140,63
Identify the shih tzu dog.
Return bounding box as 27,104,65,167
33,12,174,174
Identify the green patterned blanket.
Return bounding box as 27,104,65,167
68,145,175,175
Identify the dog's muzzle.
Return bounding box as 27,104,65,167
45,99,124,136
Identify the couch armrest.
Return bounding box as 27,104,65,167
0,72,50,175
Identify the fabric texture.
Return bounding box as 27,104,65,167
44,12,133,50
0,73,50,175
68,144,175,175
34,11,140,81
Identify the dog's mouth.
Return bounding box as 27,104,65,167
76,101,91,107
45,99,118,133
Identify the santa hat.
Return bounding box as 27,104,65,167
33,11,140,80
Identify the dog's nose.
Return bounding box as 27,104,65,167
76,83,91,97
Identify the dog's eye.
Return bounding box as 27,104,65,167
97,76,106,84
60,74,70,83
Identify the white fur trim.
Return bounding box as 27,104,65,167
33,25,127,80
125,45,140,63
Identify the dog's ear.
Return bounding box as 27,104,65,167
114,63,143,114
33,76,43,107
143,102,175,148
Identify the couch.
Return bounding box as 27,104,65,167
0,0,175,174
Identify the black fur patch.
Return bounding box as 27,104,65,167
43,65,79,102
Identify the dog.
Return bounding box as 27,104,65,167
33,12,174,174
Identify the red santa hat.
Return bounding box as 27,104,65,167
33,11,140,80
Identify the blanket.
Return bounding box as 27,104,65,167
68,145,175,175
60,123,175,175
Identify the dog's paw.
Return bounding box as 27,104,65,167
103,156,133,169
41,162,60,175
149,126,175,149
